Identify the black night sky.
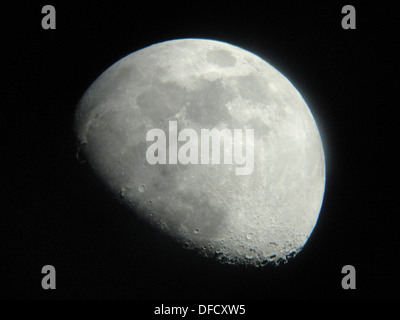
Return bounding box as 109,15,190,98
1,1,399,304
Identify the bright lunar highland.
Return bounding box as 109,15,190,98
74,39,325,266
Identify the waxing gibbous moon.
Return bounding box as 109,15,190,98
74,39,325,266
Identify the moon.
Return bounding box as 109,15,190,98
74,39,325,267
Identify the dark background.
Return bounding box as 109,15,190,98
1,1,398,301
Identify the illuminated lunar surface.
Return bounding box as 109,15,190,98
74,39,325,266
